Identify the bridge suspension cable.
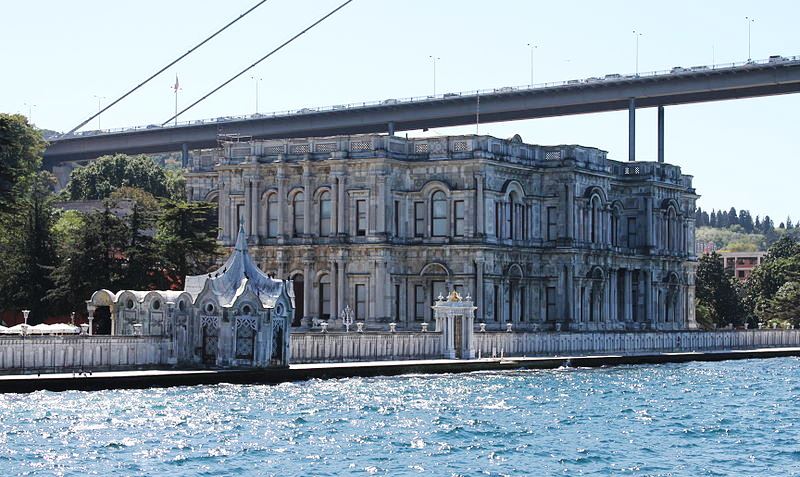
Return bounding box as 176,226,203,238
161,0,355,127
65,0,271,136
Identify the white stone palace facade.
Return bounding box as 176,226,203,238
186,133,698,332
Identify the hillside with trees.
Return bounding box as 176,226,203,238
695,206,797,251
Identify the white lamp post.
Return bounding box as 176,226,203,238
632,30,643,76
250,76,262,114
21,310,30,374
746,17,755,61
341,305,354,333
526,43,538,85
428,55,440,96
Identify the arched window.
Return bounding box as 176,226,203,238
319,191,332,237
590,196,602,244
267,194,278,238
293,192,304,237
431,191,447,237
611,205,621,247
667,207,677,251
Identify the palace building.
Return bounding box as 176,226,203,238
186,133,699,332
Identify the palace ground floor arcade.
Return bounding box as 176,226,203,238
250,245,697,331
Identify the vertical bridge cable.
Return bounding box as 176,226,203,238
161,0,355,127
65,0,272,136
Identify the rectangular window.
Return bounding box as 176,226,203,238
494,285,501,322
414,202,425,237
519,286,526,322
394,284,401,321
627,217,637,248
394,201,400,237
267,197,278,238
432,281,446,305
547,206,558,241
414,285,426,321
546,287,557,321
237,204,245,232
320,198,332,237
355,284,367,320
454,200,465,237
356,199,367,236
319,281,330,319
495,202,502,238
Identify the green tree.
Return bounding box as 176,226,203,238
743,236,800,325
108,188,161,291
156,200,220,289
165,169,186,202
65,153,169,200
760,281,800,327
47,208,128,314
695,251,745,328
0,113,45,214
0,172,57,322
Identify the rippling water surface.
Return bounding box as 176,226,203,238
1,358,799,476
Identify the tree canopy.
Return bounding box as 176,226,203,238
0,114,45,214
65,154,170,201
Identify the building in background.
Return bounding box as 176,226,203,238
719,251,767,281
186,133,698,332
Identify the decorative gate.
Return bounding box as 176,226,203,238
235,316,257,361
201,315,219,365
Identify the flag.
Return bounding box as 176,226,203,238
173,75,180,92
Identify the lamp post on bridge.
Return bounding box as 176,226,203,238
632,30,643,76
746,16,755,61
250,76,262,115
93,95,105,130
428,55,440,97
526,43,538,85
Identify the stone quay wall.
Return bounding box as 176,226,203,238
289,332,442,364
288,330,800,363
0,336,172,373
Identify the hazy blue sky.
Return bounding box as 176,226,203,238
1,0,797,221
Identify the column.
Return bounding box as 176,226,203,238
645,197,654,250
657,105,665,163
565,184,574,241
603,278,611,325
476,173,485,238
250,178,260,241
244,180,253,237
331,174,339,236
303,260,313,327
373,257,386,320
564,264,574,323
375,173,387,237
336,258,346,322
628,97,636,162
218,181,227,241
337,175,347,236
475,257,484,321
329,259,338,322
277,167,287,240
302,164,312,237
623,269,633,322
609,269,618,324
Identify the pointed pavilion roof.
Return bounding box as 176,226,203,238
183,225,284,308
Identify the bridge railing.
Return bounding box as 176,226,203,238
59,54,800,139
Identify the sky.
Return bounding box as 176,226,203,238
1,0,798,222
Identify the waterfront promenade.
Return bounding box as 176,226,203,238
2,345,799,393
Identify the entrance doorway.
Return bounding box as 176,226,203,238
94,306,111,335
202,325,218,365
292,273,304,327
454,316,463,358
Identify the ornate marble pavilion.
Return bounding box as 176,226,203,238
87,226,293,367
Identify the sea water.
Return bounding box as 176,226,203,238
1,358,799,476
